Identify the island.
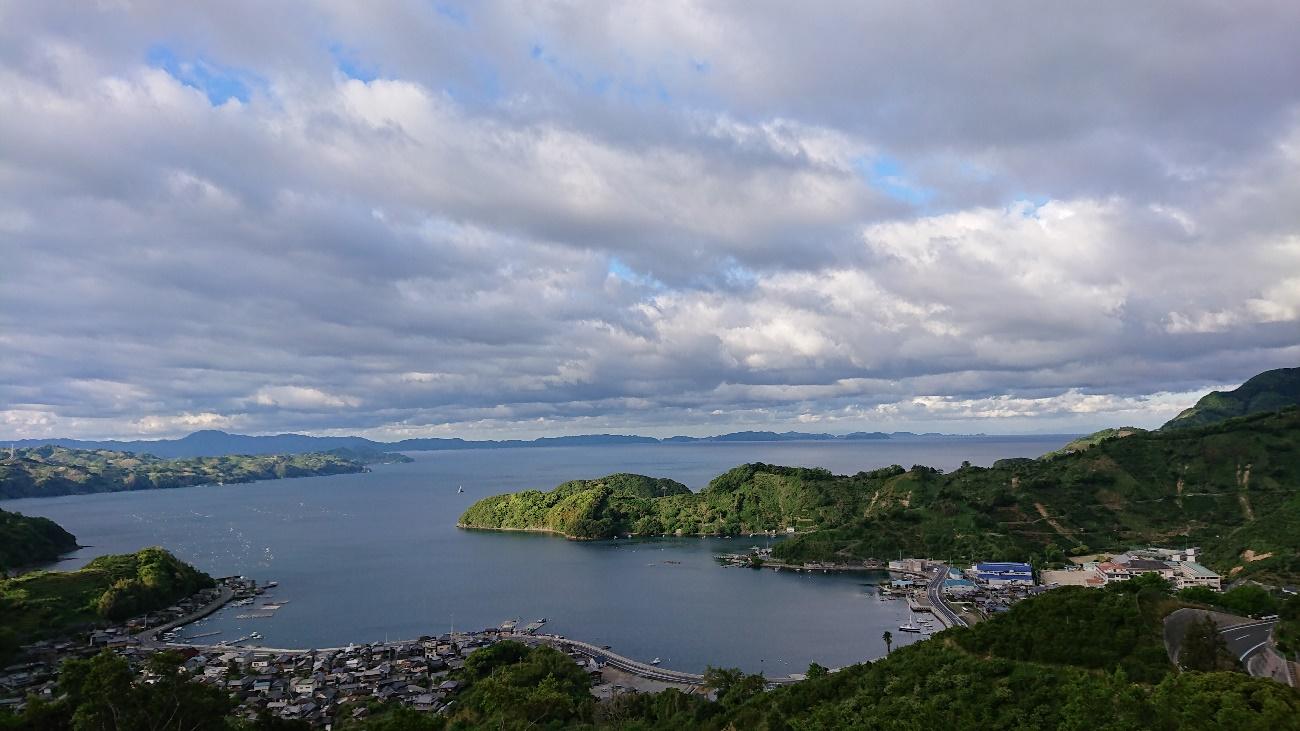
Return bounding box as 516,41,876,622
0,445,395,500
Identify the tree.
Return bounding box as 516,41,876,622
882,630,893,655
805,662,828,679
54,650,233,731
702,666,764,707
1179,616,1237,671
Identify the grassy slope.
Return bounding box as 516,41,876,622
0,445,367,499
1162,367,1300,431
0,508,78,573
0,547,213,644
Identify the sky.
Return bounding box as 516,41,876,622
2,2,1299,441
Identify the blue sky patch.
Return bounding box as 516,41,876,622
855,155,934,206
607,256,667,291
329,43,379,82
147,45,262,105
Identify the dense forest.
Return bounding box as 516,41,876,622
0,445,371,499
0,508,78,574
462,407,1300,583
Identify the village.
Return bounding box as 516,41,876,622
0,547,1234,726
0,576,625,726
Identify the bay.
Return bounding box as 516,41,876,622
2,436,1070,673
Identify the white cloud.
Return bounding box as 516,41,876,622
1,3,1298,439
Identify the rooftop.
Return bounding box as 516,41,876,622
1179,562,1220,578
975,562,1033,573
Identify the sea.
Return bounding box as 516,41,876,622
2,436,1072,674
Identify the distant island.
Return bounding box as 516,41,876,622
0,445,381,500
462,368,1300,585
0,508,78,574
2,428,1023,460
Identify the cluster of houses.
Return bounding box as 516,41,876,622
2,577,604,726
188,633,502,724
1043,547,1222,591
941,562,1045,616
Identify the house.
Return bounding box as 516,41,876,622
1097,562,1131,583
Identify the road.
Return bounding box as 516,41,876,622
1219,620,1278,664
525,634,802,687
926,565,967,628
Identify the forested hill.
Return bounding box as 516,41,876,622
0,547,213,663
1162,366,1300,431
459,473,693,539
462,407,1300,583
0,508,78,573
0,445,368,500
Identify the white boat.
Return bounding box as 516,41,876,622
898,622,922,633
650,657,662,665
458,486,464,493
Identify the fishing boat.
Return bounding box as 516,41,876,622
458,485,464,493
650,657,662,665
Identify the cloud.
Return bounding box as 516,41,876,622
0,2,1298,440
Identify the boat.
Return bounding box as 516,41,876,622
898,622,922,633
458,485,464,493
265,581,278,588
650,657,662,665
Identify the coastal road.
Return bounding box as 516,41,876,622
526,634,801,687
1219,620,1278,664
927,566,966,628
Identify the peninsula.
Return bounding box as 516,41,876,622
0,445,379,500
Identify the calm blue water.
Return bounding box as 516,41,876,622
3,437,1069,673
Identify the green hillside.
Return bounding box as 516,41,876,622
1041,426,1146,458
0,445,368,500
1163,367,1300,431
459,473,692,538
0,547,212,660
463,408,1300,583
0,508,78,574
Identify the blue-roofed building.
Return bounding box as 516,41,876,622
973,561,1034,586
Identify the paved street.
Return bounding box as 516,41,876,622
1219,621,1278,663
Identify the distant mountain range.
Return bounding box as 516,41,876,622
6,428,1002,459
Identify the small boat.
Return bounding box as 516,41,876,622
650,657,662,665
458,485,464,493
898,622,922,633
601,645,611,650
265,581,278,588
